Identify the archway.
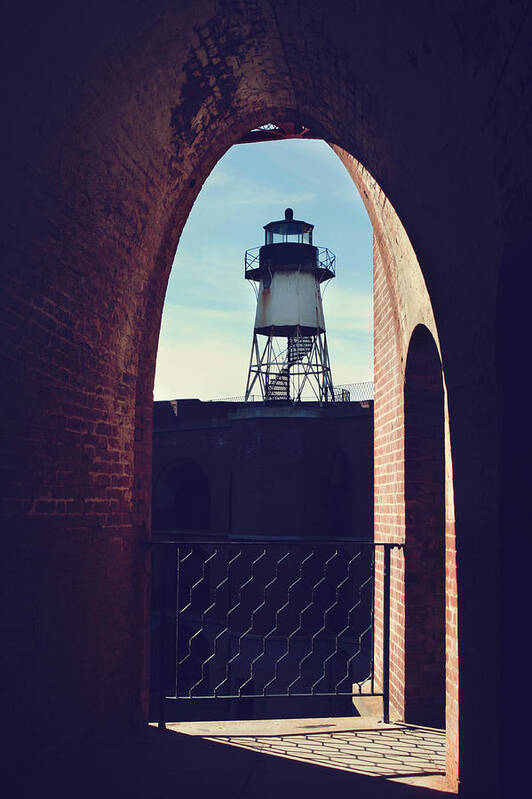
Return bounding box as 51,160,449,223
404,325,446,729
4,3,518,793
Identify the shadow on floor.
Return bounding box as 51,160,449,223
11,724,453,799
200,724,447,781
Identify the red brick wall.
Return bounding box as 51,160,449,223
2,3,527,795
332,149,459,789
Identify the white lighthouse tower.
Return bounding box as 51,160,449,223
244,208,336,403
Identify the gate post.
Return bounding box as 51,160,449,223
383,544,391,724
158,546,168,729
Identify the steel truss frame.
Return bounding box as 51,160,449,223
245,327,335,403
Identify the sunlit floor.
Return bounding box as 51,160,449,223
15,717,454,798
166,716,450,792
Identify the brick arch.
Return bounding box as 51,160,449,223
2,3,522,795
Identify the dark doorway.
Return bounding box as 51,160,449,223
404,325,446,728
153,457,211,532
327,449,353,537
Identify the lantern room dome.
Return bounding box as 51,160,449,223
263,208,314,245
245,208,336,284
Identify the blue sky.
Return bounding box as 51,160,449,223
154,139,373,400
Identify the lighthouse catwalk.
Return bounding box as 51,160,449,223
244,208,336,403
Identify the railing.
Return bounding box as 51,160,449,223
150,538,399,727
210,381,373,404
244,245,336,278
333,382,374,402
244,247,261,271
316,246,336,276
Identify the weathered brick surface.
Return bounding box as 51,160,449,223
334,149,459,788
2,2,530,796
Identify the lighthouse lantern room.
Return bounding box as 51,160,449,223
244,208,336,403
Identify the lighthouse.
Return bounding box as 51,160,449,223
244,208,336,403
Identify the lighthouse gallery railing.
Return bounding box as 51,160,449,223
151,538,398,725
244,245,336,278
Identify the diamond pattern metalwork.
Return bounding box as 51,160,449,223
166,541,374,701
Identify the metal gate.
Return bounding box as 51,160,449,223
151,539,391,724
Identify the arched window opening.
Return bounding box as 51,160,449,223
154,137,373,402
404,325,446,729
150,136,376,725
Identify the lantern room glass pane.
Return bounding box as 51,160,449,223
265,228,313,244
